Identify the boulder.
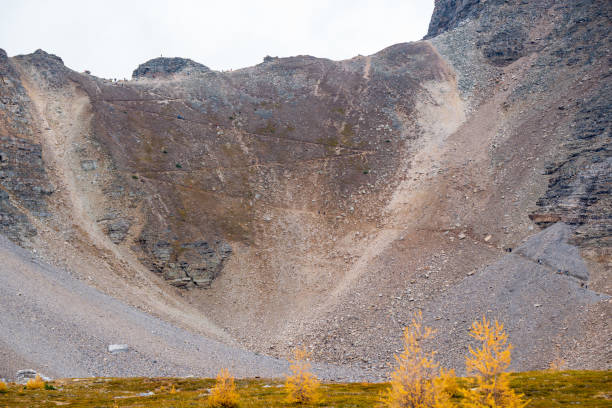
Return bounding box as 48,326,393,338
16,369,50,384
107,344,129,353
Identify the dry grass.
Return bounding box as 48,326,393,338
0,371,609,407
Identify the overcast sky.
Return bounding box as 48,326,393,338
1,1,434,79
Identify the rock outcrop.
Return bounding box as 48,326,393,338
426,0,482,38
144,238,232,288
427,0,611,252
132,57,210,79
0,48,54,244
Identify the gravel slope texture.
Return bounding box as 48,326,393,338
0,0,609,378
0,235,368,381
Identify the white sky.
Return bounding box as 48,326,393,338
1,1,434,79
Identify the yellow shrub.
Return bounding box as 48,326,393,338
208,368,239,408
285,347,320,404
460,317,530,408
26,374,45,390
0,380,7,393
381,311,457,408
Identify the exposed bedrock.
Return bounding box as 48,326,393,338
132,57,210,79
0,48,54,244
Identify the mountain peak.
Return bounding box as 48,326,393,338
132,56,209,79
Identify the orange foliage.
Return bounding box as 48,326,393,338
460,317,529,408
285,347,320,404
381,311,457,408
208,368,239,408
25,374,45,390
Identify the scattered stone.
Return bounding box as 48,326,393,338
80,160,97,171
108,344,129,353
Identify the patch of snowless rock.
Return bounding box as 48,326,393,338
425,223,608,374
0,235,370,381
15,369,51,384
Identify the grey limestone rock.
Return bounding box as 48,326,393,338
132,57,210,79
146,239,232,288
16,369,51,384
105,218,131,244
107,344,129,353
515,223,589,281
426,0,483,38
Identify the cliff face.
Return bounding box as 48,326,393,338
0,50,54,244
427,0,484,38
0,0,609,377
427,0,611,249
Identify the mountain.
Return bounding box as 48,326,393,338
0,0,609,380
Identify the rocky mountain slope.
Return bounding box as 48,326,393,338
0,0,609,379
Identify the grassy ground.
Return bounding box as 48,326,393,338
0,370,609,407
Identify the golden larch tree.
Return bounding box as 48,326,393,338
285,347,320,404
460,317,529,408
25,374,45,390
208,368,240,408
382,311,457,408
